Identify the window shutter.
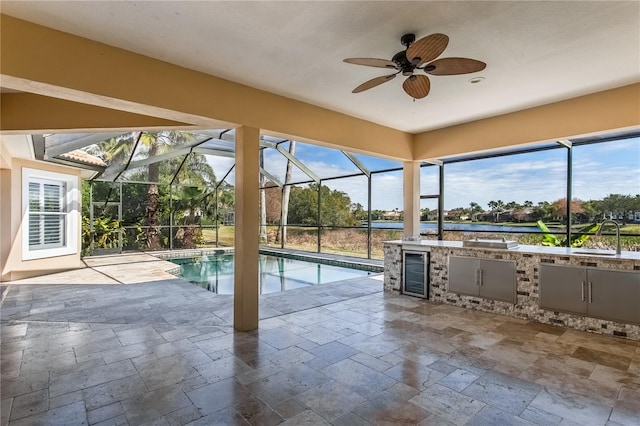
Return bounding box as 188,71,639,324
28,180,66,250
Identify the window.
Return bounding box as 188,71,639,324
28,179,66,249
573,137,640,228
22,168,79,260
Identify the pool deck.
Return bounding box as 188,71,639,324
2,252,384,322
2,252,639,425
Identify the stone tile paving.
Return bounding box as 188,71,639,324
2,261,640,425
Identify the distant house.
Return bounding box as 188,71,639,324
383,211,402,221
424,210,439,221
443,210,469,221
477,211,495,222
503,208,534,223
476,208,534,223
606,211,640,223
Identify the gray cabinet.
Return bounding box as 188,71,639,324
539,264,640,324
449,256,480,297
449,256,516,303
588,269,640,324
539,265,587,315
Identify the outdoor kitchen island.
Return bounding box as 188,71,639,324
383,240,640,340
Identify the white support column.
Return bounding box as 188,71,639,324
234,126,260,331
403,161,420,238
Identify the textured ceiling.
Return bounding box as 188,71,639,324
2,1,639,134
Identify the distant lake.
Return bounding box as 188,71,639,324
369,222,554,233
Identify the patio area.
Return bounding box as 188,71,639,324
1,258,639,425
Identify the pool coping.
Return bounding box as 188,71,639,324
259,248,384,273
155,247,384,277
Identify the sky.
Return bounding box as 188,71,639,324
206,136,639,212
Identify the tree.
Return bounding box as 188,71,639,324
259,150,267,243
279,141,296,244
264,186,282,225
171,152,217,187
599,194,635,224
171,186,212,248
532,201,554,222
552,198,584,224
287,184,356,227
216,183,235,225
512,208,528,223
288,186,318,225
487,200,505,222
469,202,483,221
350,203,367,222
94,131,216,251
505,201,519,210
371,209,386,221
581,199,600,223
138,132,209,250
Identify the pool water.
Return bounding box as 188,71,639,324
170,253,375,294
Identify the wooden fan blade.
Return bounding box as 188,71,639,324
406,33,448,65
424,57,486,75
343,58,398,69
403,75,430,99
353,74,397,93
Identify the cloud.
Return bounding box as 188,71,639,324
443,154,568,209
207,138,638,212
206,156,235,184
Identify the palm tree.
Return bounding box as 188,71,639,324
279,141,296,245
95,131,213,250
259,149,268,243
86,133,138,171
171,152,217,187
171,186,213,248
487,200,505,222
139,132,197,250
216,183,235,225
469,202,483,221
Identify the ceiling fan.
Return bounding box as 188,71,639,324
344,33,486,99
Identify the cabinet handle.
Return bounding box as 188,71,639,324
581,281,585,302
478,269,483,286
589,282,593,303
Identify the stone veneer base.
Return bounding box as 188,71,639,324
384,242,640,341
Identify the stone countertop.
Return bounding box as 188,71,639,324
385,240,640,261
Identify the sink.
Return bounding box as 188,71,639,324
462,238,519,249
572,251,618,257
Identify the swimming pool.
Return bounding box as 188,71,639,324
169,253,376,294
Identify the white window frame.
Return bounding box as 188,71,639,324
22,167,79,260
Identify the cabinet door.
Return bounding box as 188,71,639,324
539,264,588,314
449,256,480,297
479,259,516,303
588,269,640,324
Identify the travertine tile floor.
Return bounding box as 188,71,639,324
1,256,639,425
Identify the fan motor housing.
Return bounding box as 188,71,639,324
392,50,415,76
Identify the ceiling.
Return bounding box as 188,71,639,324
1,1,639,134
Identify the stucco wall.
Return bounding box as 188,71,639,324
1,158,83,281
0,168,12,281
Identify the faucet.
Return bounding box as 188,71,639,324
596,219,621,255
